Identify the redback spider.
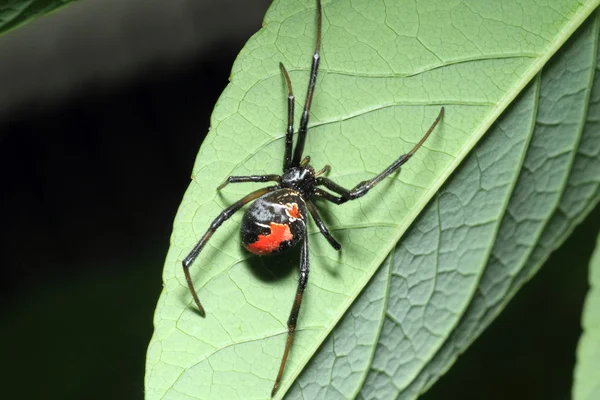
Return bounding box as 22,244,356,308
182,0,444,396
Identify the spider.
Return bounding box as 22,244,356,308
182,0,444,396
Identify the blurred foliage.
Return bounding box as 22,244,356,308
0,0,78,37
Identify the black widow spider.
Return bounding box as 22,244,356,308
182,0,444,396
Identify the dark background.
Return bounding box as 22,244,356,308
1,1,598,399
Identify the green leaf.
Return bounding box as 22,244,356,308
573,230,600,400
0,0,77,37
291,9,600,400
145,1,600,399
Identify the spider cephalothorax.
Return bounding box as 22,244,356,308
182,0,444,396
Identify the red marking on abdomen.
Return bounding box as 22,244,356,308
286,203,301,219
246,223,293,255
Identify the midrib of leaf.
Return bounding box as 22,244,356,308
145,1,600,399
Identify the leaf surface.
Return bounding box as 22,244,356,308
291,8,600,400
573,230,600,400
145,1,600,399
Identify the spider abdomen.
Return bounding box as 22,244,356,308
240,188,307,255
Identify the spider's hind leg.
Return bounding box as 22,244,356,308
182,186,278,315
271,230,310,397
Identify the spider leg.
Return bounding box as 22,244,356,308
314,179,352,204
313,187,345,205
316,107,444,204
291,0,322,166
280,62,295,171
182,186,278,316
306,199,340,250
217,175,281,190
299,155,311,167
271,231,310,397
315,164,330,176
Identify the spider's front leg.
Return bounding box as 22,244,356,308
271,230,310,397
280,62,295,171
290,0,323,167
182,186,278,316
315,107,445,204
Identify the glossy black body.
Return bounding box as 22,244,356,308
281,166,316,195
240,189,307,255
